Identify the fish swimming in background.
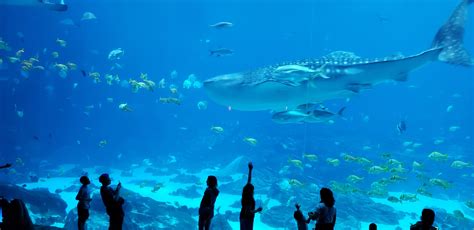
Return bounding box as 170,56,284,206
0,0,68,11
397,120,407,134
108,48,125,61
272,103,345,124
209,21,233,29
209,48,234,57
204,0,473,112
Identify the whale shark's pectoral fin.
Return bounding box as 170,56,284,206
310,63,330,79
346,83,372,93
395,73,408,82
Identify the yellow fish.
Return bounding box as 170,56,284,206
98,140,107,147
412,161,423,170
66,62,77,70
0,38,11,51
8,57,20,63
346,175,364,183
56,38,67,47
288,179,304,187
54,63,68,72
210,126,224,133
429,178,451,189
356,157,371,165
428,151,449,161
368,166,388,174
303,153,318,161
288,159,303,169
399,193,418,202
243,137,258,146
16,48,24,57
388,159,402,165
450,160,472,169
326,158,340,166
159,97,181,105
342,153,357,162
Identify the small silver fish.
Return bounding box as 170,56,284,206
209,21,233,29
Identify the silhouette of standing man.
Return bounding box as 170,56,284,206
99,174,125,230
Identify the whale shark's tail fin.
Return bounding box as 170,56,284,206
432,0,473,66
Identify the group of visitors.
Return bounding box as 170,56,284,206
0,161,439,230
74,173,125,230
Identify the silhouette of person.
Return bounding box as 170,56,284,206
76,176,92,230
99,173,125,230
0,197,34,230
240,162,263,230
410,208,438,230
0,163,12,169
294,203,308,230
369,223,377,230
198,175,220,230
307,187,337,230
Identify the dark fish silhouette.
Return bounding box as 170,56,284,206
397,120,407,134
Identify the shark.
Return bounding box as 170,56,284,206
204,0,473,112
0,0,67,11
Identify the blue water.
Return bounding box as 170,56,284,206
1,0,474,229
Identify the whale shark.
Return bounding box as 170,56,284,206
204,0,473,112
0,0,67,11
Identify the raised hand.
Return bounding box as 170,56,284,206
295,203,301,210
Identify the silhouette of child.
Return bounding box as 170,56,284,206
294,203,308,230
198,175,219,230
76,176,92,230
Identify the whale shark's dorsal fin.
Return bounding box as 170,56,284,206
432,0,473,66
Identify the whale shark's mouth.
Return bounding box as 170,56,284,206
203,73,245,89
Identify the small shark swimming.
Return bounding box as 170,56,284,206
272,104,346,124
204,0,473,112
0,0,67,11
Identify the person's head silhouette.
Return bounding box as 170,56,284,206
421,208,435,226
320,187,335,207
369,223,377,230
207,175,218,188
99,173,111,186
80,176,90,185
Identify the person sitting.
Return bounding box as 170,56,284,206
294,203,308,230
307,188,337,230
99,173,125,230
198,175,219,230
410,208,438,230
0,197,34,230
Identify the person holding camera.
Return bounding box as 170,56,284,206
99,173,125,230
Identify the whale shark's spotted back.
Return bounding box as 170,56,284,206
204,0,472,112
